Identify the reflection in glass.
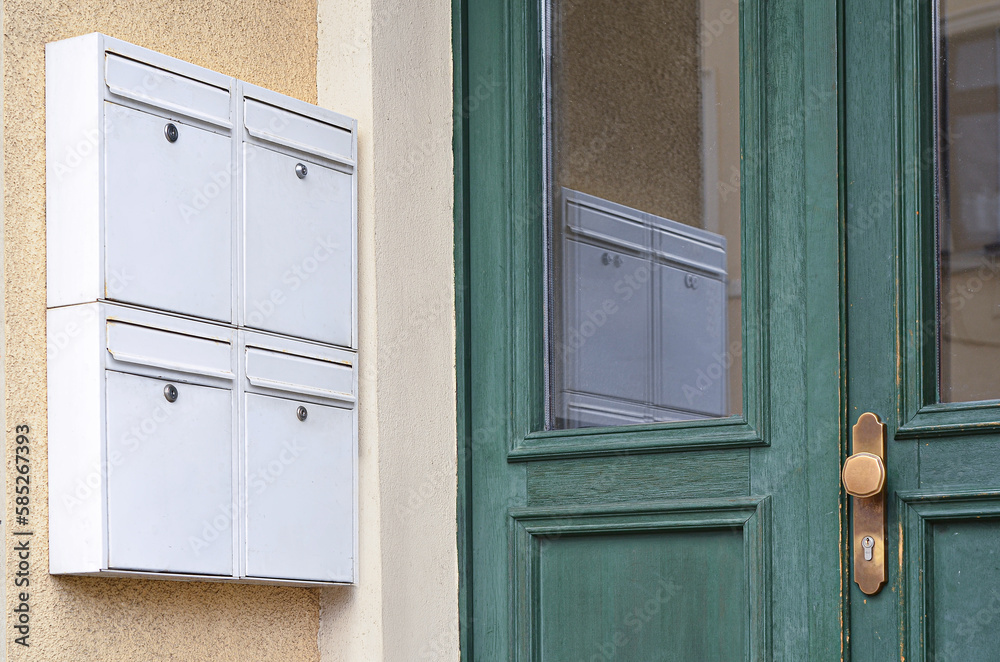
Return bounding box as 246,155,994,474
544,0,742,428
939,0,1000,402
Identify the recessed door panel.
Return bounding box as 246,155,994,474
104,103,233,321
929,518,1000,660
243,144,353,347
106,371,233,575
244,393,353,582
537,528,746,660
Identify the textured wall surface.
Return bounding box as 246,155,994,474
3,1,322,660
317,0,459,659
552,0,702,225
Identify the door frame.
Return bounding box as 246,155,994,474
455,0,847,658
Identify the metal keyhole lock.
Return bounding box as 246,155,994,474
163,384,178,403
295,163,308,179
601,252,623,268
164,123,179,143
296,406,308,421
685,274,699,289
862,536,875,561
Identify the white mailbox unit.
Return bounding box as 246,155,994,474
46,34,358,586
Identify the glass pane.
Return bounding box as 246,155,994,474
938,0,1000,403
544,0,742,429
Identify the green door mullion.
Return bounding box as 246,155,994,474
843,0,921,656
749,0,845,658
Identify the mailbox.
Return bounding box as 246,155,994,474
241,331,357,584
46,34,359,586
241,93,356,348
47,39,236,321
47,303,238,578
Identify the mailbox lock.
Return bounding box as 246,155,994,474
163,384,179,403
164,123,179,143
685,274,699,290
295,163,308,179
296,406,308,421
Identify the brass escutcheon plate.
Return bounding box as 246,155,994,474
847,412,887,595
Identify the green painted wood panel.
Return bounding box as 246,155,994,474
919,440,1000,489
538,529,745,661
511,499,769,661
930,519,1000,660
458,0,843,659
899,493,1000,661
845,0,1000,658
458,0,1000,655
526,450,750,507
843,0,919,657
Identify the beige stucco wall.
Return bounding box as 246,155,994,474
316,0,458,659
3,1,324,660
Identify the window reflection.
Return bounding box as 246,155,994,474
545,0,742,428
939,0,1000,402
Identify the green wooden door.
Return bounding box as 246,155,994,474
845,0,1000,659
457,0,1000,659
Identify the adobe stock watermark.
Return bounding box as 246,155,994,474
394,73,503,182
933,589,1000,662
700,0,740,49
554,260,651,361
682,338,742,408
59,399,176,514
589,574,682,662
907,253,1000,353
189,437,307,556
178,113,291,221
52,67,183,181
245,233,345,327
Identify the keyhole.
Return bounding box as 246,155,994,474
862,536,874,561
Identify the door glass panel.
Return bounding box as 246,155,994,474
938,0,1000,402
545,0,742,428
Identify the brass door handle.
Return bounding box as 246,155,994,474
842,452,885,498
843,412,887,595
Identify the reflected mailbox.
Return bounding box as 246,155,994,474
554,188,728,428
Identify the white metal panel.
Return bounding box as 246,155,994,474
107,321,233,379
47,304,106,574
652,223,727,276
656,264,727,416
46,34,103,309
244,99,353,166
245,347,354,404
106,371,233,576
243,143,353,346
105,54,231,127
243,393,353,582
104,102,233,321
562,392,649,428
564,191,648,252
564,240,652,403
